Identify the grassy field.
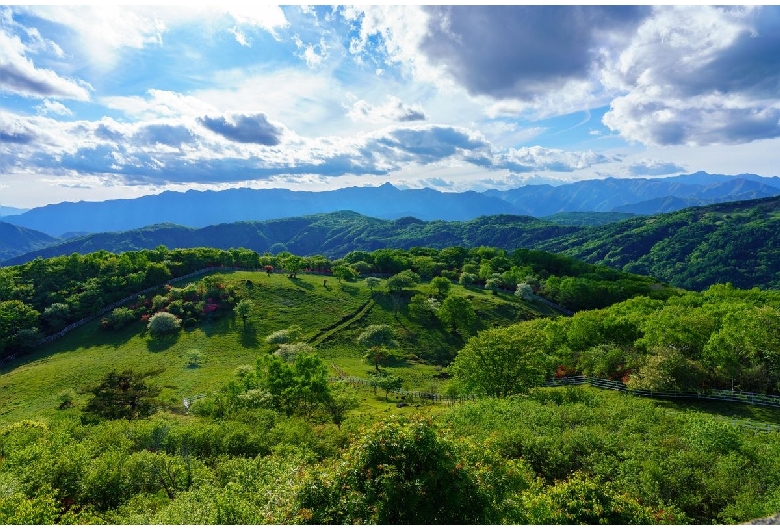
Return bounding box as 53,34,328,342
0,271,555,426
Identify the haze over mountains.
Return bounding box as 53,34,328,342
3,172,779,237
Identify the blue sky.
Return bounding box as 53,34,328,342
3,5,780,207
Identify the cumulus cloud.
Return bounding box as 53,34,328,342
133,124,196,148
602,6,780,146
293,35,329,68
500,146,612,173
419,6,650,100
36,99,72,116
198,113,283,145
347,96,426,123
367,126,489,165
0,26,91,100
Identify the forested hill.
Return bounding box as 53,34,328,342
536,195,780,291
3,212,581,266
0,222,59,262
5,196,780,291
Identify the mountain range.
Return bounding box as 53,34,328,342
3,172,779,237
5,195,780,292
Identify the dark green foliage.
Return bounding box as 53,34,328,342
82,369,162,421
102,307,137,330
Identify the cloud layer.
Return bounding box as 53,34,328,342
3,6,780,207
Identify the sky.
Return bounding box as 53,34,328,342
3,5,780,208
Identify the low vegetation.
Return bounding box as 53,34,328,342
1,244,779,524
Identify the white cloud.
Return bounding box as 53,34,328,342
101,89,219,120
0,27,92,100
601,6,780,146
36,99,72,116
347,95,426,123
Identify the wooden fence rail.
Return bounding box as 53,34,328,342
543,375,780,409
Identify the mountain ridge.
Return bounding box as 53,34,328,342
6,195,780,292
5,172,780,237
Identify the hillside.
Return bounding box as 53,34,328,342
1,265,780,524
0,221,59,262
537,195,780,291
5,172,780,236
2,212,581,265
7,196,780,291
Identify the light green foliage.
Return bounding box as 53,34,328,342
265,325,302,346
438,295,477,336
294,419,492,524
386,269,420,293
358,324,397,370
452,321,548,397
41,302,71,332
515,282,534,301
627,347,706,392
364,276,381,292
332,264,357,283
485,274,502,292
147,311,181,338
522,471,657,524
370,372,403,399
256,351,330,417
234,298,253,329
429,275,451,298
275,342,314,363
0,300,39,354
102,307,137,330
325,382,359,428
459,271,478,286
577,344,627,379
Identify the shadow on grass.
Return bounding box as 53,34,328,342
146,333,180,352
655,397,780,425
339,283,360,295
240,322,260,348
287,276,314,291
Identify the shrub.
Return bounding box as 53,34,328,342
147,312,181,338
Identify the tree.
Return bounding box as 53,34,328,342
365,277,382,293
452,322,549,398
430,276,451,298
41,302,71,332
102,307,136,330
459,271,478,287
372,372,403,399
325,382,359,429
358,324,397,371
234,299,253,330
281,254,305,278
82,369,162,421
515,282,534,301
147,311,181,338
408,293,440,322
256,350,330,416
265,325,302,346
626,347,706,392
386,270,420,294
438,295,477,337
523,472,657,525
332,264,357,283
0,300,39,355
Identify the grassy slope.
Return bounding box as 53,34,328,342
0,271,556,426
